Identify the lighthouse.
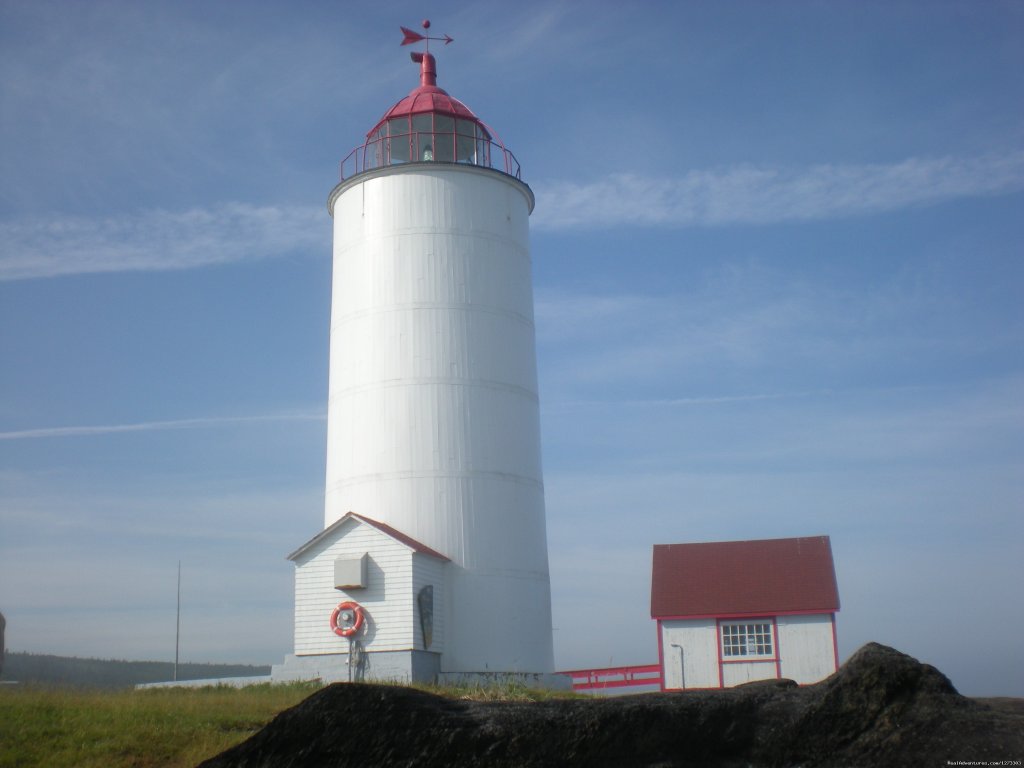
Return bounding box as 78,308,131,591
276,26,556,684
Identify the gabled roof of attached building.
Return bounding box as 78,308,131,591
287,512,450,562
650,535,839,619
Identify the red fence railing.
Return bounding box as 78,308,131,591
559,664,663,692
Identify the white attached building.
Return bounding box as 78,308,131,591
651,536,840,690
275,513,449,683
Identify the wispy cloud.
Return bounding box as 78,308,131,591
0,203,324,281
6,151,1022,281
547,390,826,412
532,151,1024,230
0,411,324,441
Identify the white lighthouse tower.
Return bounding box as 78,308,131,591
277,26,556,684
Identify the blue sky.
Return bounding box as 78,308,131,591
1,1,1022,696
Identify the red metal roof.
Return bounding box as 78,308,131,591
377,88,478,124
287,511,450,562
367,51,486,138
348,513,450,561
650,536,839,618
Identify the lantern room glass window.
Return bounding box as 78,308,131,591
433,115,455,162
386,119,410,164
373,113,492,169
721,622,774,658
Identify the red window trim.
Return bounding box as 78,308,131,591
716,616,781,685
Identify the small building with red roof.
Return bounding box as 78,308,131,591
275,512,450,683
651,535,840,690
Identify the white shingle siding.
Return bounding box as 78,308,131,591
721,659,776,687
412,553,445,654
777,614,835,683
293,520,416,656
659,613,836,689
660,620,718,690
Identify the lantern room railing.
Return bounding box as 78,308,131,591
340,131,523,181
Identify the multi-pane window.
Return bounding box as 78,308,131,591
370,114,492,168
721,622,773,657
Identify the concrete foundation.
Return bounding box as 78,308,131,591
135,654,571,690
272,650,442,684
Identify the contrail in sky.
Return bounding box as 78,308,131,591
0,412,325,441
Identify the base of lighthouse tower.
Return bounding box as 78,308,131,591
275,47,560,686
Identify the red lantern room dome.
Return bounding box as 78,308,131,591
372,52,482,130
339,50,521,181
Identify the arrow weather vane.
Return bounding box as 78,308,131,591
400,19,453,51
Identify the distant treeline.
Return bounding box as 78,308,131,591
1,651,271,688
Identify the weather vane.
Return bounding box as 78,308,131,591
400,19,453,52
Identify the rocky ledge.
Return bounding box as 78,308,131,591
199,643,1022,767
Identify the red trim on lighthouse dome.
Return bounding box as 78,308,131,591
367,52,488,140
337,48,524,181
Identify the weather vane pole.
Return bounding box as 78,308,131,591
400,19,453,53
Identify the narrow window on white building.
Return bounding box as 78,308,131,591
721,622,773,657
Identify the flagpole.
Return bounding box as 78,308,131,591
174,560,181,682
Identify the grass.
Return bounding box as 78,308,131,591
411,680,584,702
0,679,582,768
0,681,321,768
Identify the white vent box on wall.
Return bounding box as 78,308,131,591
335,554,368,589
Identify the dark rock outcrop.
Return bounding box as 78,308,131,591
199,643,1022,767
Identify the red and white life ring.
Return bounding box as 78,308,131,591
330,600,365,638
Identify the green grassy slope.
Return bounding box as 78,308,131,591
0,682,320,768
